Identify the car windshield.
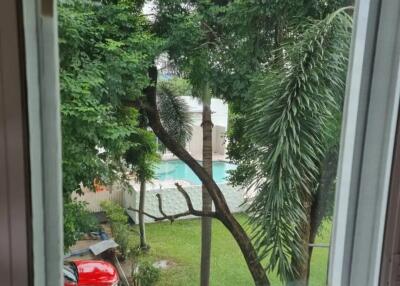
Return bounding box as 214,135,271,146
63,263,78,282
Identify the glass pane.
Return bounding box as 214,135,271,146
58,1,354,285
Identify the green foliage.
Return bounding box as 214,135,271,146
124,128,160,182
133,261,161,286
100,200,128,225
59,0,161,195
64,201,98,251
158,79,193,148
114,223,141,260
59,0,354,283
237,9,352,281
59,0,161,248
154,1,217,97
160,77,192,97
219,0,349,165
101,201,140,259
100,202,160,285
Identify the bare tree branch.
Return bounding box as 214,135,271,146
128,183,218,223
128,208,162,221
155,193,169,218
175,183,195,212
124,66,270,285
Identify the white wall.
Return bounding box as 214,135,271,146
180,97,229,157
214,125,226,155
183,96,229,128
187,125,226,157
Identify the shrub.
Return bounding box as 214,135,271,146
134,261,161,286
64,200,98,251
113,223,141,260
100,201,139,259
100,201,128,225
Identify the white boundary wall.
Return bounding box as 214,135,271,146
74,182,246,224
125,183,246,223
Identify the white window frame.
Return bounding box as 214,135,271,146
329,0,400,285
23,0,63,285
21,0,400,285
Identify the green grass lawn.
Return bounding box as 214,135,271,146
135,214,330,286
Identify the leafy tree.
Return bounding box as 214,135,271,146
125,77,193,250
196,1,352,283
235,9,352,284
58,0,160,250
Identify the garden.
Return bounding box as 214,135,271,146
98,201,330,286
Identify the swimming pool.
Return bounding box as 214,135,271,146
155,160,236,185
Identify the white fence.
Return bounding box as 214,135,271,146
71,185,124,212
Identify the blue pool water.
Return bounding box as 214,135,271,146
156,160,236,185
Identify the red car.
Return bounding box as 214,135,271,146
64,260,120,286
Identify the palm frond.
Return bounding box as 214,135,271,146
244,9,352,281
157,81,193,148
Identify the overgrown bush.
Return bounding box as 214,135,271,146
100,200,128,225
133,261,161,286
100,201,160,285
64,200,98,251
114,223,141,260
100,201,139,259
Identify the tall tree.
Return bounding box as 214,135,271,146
154,3,218,283
58,0,160,249
200,86,213,286
205,1,350,283
237,9,352,284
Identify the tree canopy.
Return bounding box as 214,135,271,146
58,0,161,248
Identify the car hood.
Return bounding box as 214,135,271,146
74,260,119,285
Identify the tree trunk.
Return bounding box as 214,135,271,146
139,177,148,250
290,146,339,285
307,199,319,282
290,199,312,286
142,66,270,286
307,146,339,281
201,97,213,286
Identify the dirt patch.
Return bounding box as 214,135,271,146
117,258,134,281
152,259,176,270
